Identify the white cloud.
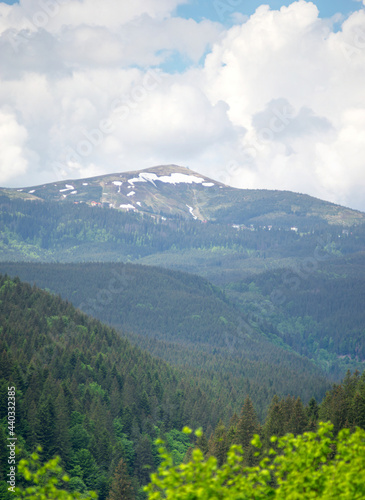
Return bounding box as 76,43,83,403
200,1,365,210
0,0,187,34
0,0,365,211
0,111,29,184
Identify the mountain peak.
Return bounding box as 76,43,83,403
1,165,364,227
113,164,224,186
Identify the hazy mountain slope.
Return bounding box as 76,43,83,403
0,261,332,419
222,253,365,363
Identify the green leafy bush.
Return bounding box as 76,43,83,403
145,423,365,499
15,448,97,500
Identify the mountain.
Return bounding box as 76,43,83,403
1,165,365,498
1,165,364,281
2,164,365,228
0,165,364,405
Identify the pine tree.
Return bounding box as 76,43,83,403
54,388,72,464
236,397,260,449
282,396,295,433
319,385,348,434
26,400,39,449
264,395,284,446
36,396,57,460
134,434,154,485
236,397,260,465
196,431,209,457
287,398,307,435
110,378,122,419
306,396,319,430
208,421,228,467
352,392,365,429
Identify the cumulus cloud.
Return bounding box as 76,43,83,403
201,1,365,210
0,111,29,184
0,0,187,34
0,0,365,211
251,98,333,142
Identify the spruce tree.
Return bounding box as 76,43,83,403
196,431,209,457
236,397,260,465
352,392,365,429
208,421,228,467
264,395,284,446
287,397,307,435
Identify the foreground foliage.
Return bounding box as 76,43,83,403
15,449,97,499
145,423,365,499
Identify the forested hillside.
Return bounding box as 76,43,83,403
223,253,365,368
0,275,220,499
1,193,364,271
0,262,332,420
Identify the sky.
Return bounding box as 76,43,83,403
0,1,365,211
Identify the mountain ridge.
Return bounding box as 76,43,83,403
2,164,364,227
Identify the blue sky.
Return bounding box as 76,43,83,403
1,0,363,20
176,0,363,23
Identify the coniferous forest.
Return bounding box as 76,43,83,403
1,275,364,498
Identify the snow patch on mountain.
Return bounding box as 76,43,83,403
128,172,157,187
128,172,212,187
119,204,135,210
160,173,205,185
186,204,197,220
60,184,75,193
127,191,135,197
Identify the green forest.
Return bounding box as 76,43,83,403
1,194,365,268
0,275,217,498
0,261,335,420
